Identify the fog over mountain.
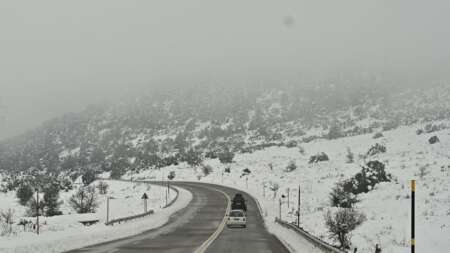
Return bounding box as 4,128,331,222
1,0,450,140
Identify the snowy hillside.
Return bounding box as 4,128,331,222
1,84,450,182
132,122,450,253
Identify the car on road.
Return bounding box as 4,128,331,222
227,209,247,228
231,193,247,212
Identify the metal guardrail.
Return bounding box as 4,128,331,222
275,218,346,253
106,210,155,226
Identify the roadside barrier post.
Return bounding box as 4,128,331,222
411,180,416,253
297,184,301,227
287,188,290,209
279,198,282,220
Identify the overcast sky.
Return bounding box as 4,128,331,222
1,0,449,140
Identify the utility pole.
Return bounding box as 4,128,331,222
411,180,416,253
106,196,110,224
246,176,248,189
36,188,39,235
287,188,290,209
297,185,301,227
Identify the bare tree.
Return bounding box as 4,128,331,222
0,209,15,235
69,186,99,214
325,208,366,249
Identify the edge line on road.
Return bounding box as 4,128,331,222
191,184,231,253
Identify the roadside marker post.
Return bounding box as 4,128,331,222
287,188,290,209
35,188,40,235
106,196,110,224
142,193,149,213
297,184,301,227
411,180,416,253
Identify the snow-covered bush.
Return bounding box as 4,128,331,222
325,208,366,249
269,182,279,199
309,152,329,164
69,186,99,214
224,167,231,173
330,182,358,208
285,140,298,148
285,160,297,172
366,143,386,156
343,161,391,195
373,132,384,139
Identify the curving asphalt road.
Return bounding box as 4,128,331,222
67,182,290,253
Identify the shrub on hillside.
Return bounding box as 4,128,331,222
60,178,73,192
373,132,384,139
325,208,366,249
285,140,298,148
429,136,440,144
346,148,354,164
285,160,297,172
298,146,306,155
201,165,213,176
241,168,251,177
327,125,344,140
424,123,440,133
42,184,62,217
343,161,391,195
367,143,386,156
218,148,234,164
26,197,44,217
185,149,203,167
330,182,358,208
69,186,98,214
309,152,329,164
168,171,176,180
96,181,109,195
82,170,96,186
224,167,231,173
16,184,34,206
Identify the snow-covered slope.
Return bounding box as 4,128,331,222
0,180,192,253
134,122,450,253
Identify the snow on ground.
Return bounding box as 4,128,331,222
0,180,192,253
134,122,450,253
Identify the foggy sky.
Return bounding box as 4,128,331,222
1,0,449,140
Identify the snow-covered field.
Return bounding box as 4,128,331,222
0,180,192,253
133,122,450,253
